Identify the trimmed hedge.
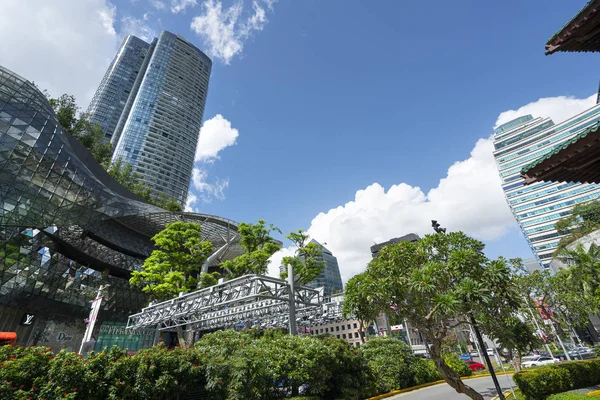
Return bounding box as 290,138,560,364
547,394,599,399
513,359,600,400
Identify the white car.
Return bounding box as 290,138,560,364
521,356,560,368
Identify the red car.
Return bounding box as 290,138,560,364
464,360,486,371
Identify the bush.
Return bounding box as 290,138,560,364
361,338,415,393
514,359,600,400
443,353,472,377
410,357,443,385
547,394,596,400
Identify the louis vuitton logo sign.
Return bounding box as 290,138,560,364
20,313,35,325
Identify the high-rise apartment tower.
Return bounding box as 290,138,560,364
87,31,212,203
493,106,600,268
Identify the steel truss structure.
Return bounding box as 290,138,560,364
127,274,346,332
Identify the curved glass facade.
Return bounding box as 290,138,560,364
493,106,600,268
0,66,238,347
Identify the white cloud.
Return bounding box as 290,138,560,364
185,192,198,212
171,0,197,13
269,94,597,284
190,168,229,203
496,94,596,127
195,114,239,162
0,0,120,106
121,16,157,42
151,0,167,9
190,0,276,64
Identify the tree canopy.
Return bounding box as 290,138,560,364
344,231,524,400
280,230,326,285
220,220,282,278
555,200,600,252
130,222,213,301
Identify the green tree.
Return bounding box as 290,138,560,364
130,222,213,301
342,272,383,343
557,243,600,300
48,93,112,165
279,230,326,285
347,231,522,400
220,220,282,278
555,200,600,251
486,316,540,372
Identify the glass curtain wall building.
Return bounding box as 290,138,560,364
88,31,212,204
86,36,150,142
493,105,600,268
306,240,343,297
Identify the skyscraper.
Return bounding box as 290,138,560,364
88,31,212,204
493,106,600,268
86,35,151,142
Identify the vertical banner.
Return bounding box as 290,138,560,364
82,296,102,343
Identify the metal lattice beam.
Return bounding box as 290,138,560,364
126,274,340,331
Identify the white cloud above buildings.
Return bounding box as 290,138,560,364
0,0,120,106
268,93,598,284
186,114,239,209
121,15,158,42
171,0,198,13
190,0,277,64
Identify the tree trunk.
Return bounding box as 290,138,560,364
429,338,484,400
175,326,189,350
511,350,522,373
359,320,366,343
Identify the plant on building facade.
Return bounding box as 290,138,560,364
279,230,326,285
557,243,600,301
345,231,524,400
130,222,213,302
555,200,600,252
221,220,282,278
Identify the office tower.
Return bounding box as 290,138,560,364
86,35,151,142
370,233,420,258
493,106,600,269
281,240,343,297
88,31,212,204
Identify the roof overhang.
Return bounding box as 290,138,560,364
521,123,600,184
546,0,600,55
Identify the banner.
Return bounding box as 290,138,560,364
82,296,102,343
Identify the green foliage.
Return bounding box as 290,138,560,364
555,201,600,251
130,222,213,301
346,231,522,397
442,353,472,377
221,220,282,278
48,93,112,166
410,357,443,385
514,359,600,400
280,231,326,285
547,394,598,400
360,338,416,393
342,273,382,340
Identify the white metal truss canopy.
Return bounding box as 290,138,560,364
126,274,344,332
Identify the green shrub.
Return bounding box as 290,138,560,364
361,338,415,393
514,359,600,400
547,394,596,400
410,358,443,385
443,353,473,377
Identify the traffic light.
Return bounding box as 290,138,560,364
431,220,446,234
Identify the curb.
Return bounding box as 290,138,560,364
491,388,518,400
366,372,515,400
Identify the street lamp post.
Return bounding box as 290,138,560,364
431,221,505,400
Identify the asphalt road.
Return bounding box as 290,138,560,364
388,375,515,400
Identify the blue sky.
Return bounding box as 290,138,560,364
2,0,598,281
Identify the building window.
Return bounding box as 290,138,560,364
341,325,345,330
353,323,357,329
336,326,339,332
354,332,359,338
337,335,340,339
325,328,328,333
347,324,351,330
342,334,346,339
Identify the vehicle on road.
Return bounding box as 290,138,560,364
459,353,471,361
469,350,479,357
486,348,495,356
464,360,486,371
521,356,560,368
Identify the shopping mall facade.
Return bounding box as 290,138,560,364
0,66,242,351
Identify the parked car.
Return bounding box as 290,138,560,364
469,351,479,357
568,347,594,359
486,348,495,356
459,353,471,361
464,360,486,371
521,356,560,368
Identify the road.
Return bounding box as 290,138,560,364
388,375,515,400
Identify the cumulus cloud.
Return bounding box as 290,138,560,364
190,168,229,203
496,94,596,127
0,0,120,106
171,0,197,13
121,16,157,42
195,114,239,162
190,0,276,64
151,0,167,9
269,94,597,284
185,192,198,212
